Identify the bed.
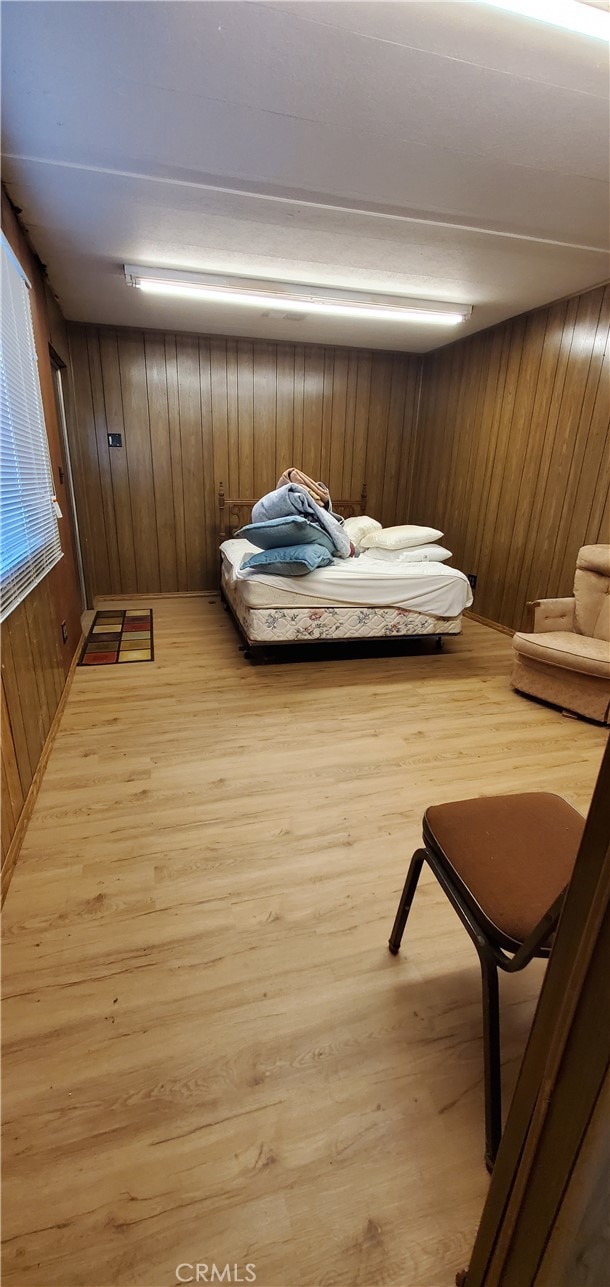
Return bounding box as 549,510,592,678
218,482,473,659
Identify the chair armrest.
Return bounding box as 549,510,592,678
527,597,575,633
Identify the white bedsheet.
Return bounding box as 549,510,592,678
221,539,473,618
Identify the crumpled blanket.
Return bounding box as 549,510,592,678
276,468,331,510
252,484,352,558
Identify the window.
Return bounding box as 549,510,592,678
1,231,62,621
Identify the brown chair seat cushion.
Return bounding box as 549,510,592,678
512,630,610,679
424,793,584,943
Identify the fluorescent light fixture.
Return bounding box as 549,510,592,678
124,265,472,326
478,0,610,40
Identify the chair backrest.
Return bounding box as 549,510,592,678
573,545,610,641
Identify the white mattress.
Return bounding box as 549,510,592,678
221,539,473,618
224,587,462,643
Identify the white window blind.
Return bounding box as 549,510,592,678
1,231,62,622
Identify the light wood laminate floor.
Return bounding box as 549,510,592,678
2,600,606,1287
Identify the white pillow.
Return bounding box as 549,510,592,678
343,515,381,547
361,524,443,551
364,543,452,564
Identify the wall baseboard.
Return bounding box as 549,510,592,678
94,592,216,604
1,637,83,905
465,610,514,638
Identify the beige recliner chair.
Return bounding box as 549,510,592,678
511,545,610,725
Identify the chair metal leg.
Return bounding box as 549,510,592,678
480,954,502,1171
388,850,425,954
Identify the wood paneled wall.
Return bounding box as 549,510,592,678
65,285,608,624
66,325,422,599
1,193,83,886
410,284,610,631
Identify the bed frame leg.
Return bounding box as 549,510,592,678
436,635,443,649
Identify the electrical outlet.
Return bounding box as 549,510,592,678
61,620,68,643
467,573,477,591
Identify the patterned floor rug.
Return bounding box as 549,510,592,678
79,609,154,665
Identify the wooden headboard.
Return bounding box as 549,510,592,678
218,481,368,541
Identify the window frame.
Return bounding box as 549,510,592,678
1,230,63,622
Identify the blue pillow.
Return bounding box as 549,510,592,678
236,516,335,555
241,544,334,576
